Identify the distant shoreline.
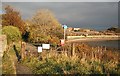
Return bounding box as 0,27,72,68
67,38,120,51
67,37,120,43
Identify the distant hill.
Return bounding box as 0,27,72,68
107,27,120,33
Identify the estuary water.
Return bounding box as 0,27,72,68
84,40,120,51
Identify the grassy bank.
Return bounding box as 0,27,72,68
2,42,21,74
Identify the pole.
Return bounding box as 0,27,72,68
64,28,66,41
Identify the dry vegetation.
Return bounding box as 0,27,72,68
21,43,120,74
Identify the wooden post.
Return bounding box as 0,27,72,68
21,42,26,60
21,41,24,60
104,46,106,51
71,43,75,56
82,52,84,58
92,51,94,63
97,46,99,52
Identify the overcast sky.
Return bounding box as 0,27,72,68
1,0,120,2
2,2,119,31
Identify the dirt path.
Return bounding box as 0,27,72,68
16,62,32,74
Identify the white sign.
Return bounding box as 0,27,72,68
38,46,42,52
42,44,50,49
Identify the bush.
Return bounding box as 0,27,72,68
2,26,21,44
22,44,120,74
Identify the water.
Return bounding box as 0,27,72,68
84,40,120,51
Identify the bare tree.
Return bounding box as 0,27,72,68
28,9,63,44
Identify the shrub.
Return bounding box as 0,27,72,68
2,26,21,44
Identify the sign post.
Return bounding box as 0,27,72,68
38,46,42,61
38,46,42,53
63,25,67,42
42,44,50,60
64,28,66,41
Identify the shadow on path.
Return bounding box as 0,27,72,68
13,45,21,62
13,45,33,74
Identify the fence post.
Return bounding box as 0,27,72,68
71,43,75,56
21,42,26,60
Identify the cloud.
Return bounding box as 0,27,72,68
2,2,118,30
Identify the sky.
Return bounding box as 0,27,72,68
1,2,119,31
1,0,120,2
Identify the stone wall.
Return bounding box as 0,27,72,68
0,35,7,57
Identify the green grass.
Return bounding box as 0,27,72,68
2,51,15,74
2,42,21,74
